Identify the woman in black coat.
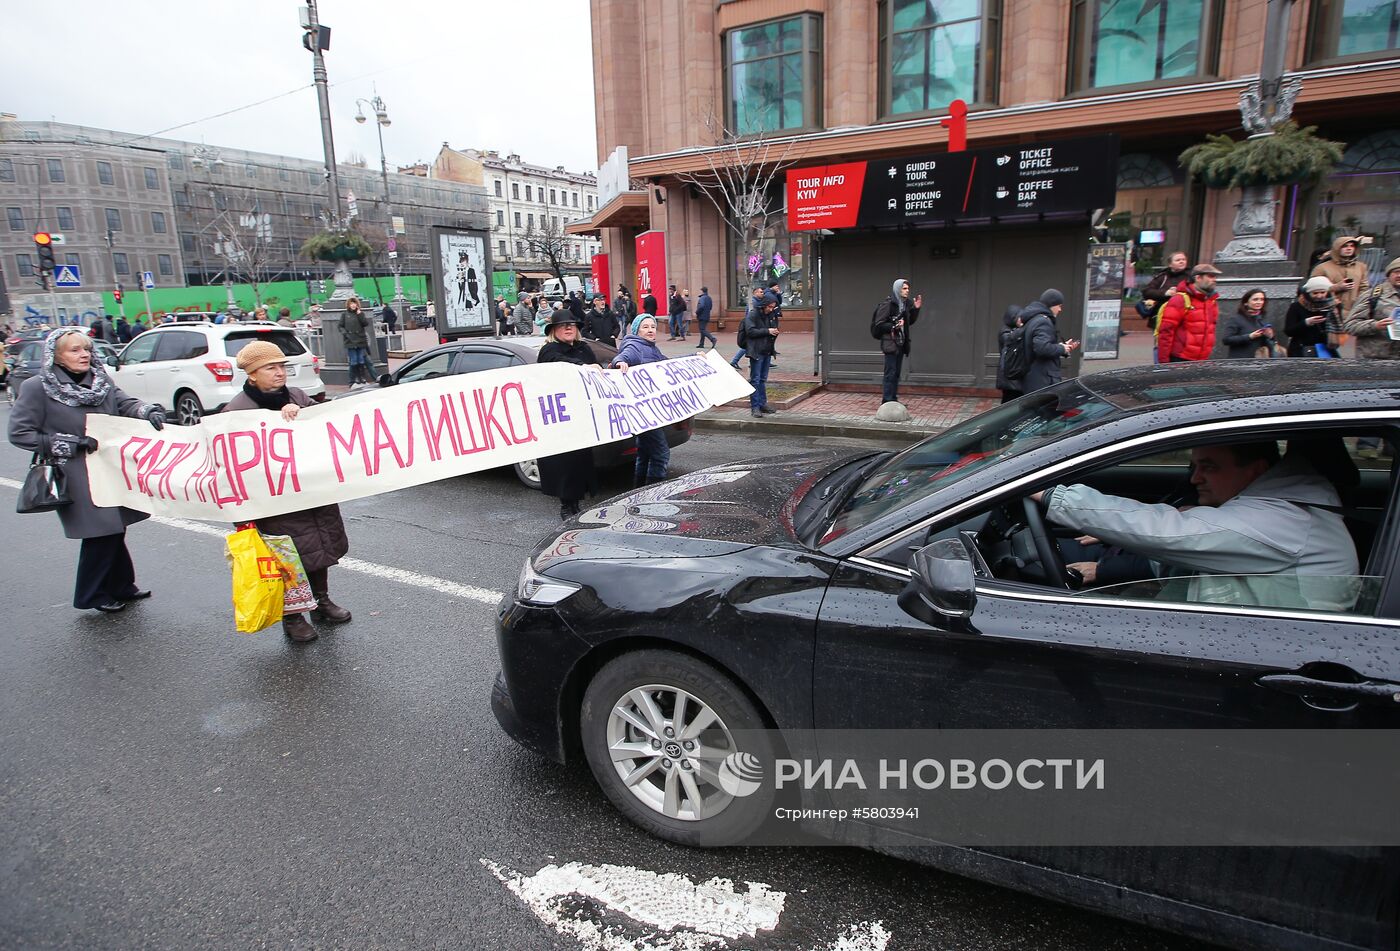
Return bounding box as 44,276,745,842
1220,289,1276,359
536,310,601,519
995,304,1024,402
8,328,166,613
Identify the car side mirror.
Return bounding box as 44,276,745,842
898,537,976,627
105,355,119,369
377,373,393,387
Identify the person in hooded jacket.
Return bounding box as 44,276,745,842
537,310,603,519
740,292,781,418
1285,277,1339,357
1311,235,1370,321
611,315,670,485
995,304,1025,402
8,328,167,613
1019,289,1080,393
1155,263,1221,363
871,278,922,404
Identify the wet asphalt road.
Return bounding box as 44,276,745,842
0,406,1208,951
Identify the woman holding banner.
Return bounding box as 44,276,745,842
223,341,351,644
611,315,670,487
537,310,603,519
8,328,167,613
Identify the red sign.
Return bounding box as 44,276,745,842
785,162,869,231
591,253,611,303
634,230,667,302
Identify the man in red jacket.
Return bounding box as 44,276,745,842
1156,263,1223,363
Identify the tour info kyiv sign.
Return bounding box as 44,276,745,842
785,135,1119,231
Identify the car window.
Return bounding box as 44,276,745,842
153,330,209,362
223,330,307,358
397,351,455,384
452,350,517,374
120,334,159,365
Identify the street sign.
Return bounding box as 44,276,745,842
386,238,397,252
346,190,359,218
53,264,82,287
141,271,155,290
387,250,398,259
392,215,405,234
50,233,66,245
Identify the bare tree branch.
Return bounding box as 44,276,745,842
521,216,575,286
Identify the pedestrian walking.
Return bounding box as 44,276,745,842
1285,277,1338,358
1311,235,1369,326
114,317,132,343
90,314,115,343
129,317,147,338
222,341,352,643
871,278,923,404
614,286,637,324
611,316,670,486
1221,290,1277,358
380,302,399,333
537,311,603,519
1155,263,1221,364
495,296,512,335
512,295,535,336
8,329,166,613
341,296,375,385
1343,256,1400,361
1137,250,1190,329
583,295,620,347
694,286,717,348
995,304,1025,402
276,307,296,328
730,286,766,368
641,288,659,318
667,285,688,340
1018,289,1080,393
741,292,780,418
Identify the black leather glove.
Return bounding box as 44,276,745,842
144,405,166,430
78,436,99,453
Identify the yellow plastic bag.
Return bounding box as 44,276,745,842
225,527,290,633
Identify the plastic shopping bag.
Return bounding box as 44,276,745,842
261,533,318,616
225,527,289,633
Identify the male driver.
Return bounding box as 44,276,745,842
1037,442,1358,611
1155,263,1221,363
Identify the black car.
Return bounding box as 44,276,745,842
494,361,1400,950
355,335,692,488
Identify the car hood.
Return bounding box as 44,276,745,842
533,450,858,569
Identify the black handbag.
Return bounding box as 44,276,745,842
17,452,71,514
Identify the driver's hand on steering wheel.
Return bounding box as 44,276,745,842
1067,561,1097,585
1030,490,1046,503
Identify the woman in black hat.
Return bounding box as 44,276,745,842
537,309,602,519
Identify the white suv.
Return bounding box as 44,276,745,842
109,321,323,425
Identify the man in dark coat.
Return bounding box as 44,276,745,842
694,286,716,348
114,317,133,343
740,292,780,418
641,288,658,317
583,296,620,347
667,285,687,340
871,278,922,404
1019,289,1080,393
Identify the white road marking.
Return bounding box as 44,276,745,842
483,858,892,951
0,476,503,605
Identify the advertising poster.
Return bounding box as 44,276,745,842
430,227,493,336
591,253,611,304
634,231,667,302
1082,243,1128,360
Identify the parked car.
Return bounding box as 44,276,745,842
339,335,691,488
107,320,323,424
493,360,1400,950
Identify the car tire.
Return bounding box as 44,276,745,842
580,650,775,847
513,458,542,490
174,390,204,427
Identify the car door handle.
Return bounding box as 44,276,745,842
1257,674,1400,704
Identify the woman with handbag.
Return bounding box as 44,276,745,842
8,328,167,613
222,340,351,643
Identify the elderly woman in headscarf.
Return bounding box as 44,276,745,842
610,314,671,486
8,328,166,613
222,340,351,643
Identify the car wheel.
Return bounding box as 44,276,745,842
174,390,204,426
513,458,542,490
580,650,775,847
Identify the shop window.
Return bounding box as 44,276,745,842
724,14,823,135
726,181,811,308
1068,0,1220,91
1305,129,1400,278
879,0,1001,116
1308,0,1400,62
1107,153,1185,298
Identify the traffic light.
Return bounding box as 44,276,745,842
113,285,123,304
319,280,327,294
33,232,56,274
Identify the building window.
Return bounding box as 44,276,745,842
98,161,115,185
550,188,557,204
167,153,183,171
527,213,535,229
17,253,34,277
724,14,823,135
588,195,595,210
496,209,505,227
113,252,130,276
246,164,257,178
494,179,503,197
105,208,122,232
0,158,14,182
1069,0,1219,91
498,239,507,256
174,191,189,209
57,207,74,230
516,241,525,255
180,232,197,253
552,216,559,230
514,211,522,227
65,253,80,269
1307,0,1400,62
151,211,167,233
47,159,65,183
145,167,160,189
511,182,519,199
879,0,1000,116
158,253,173,276
573,192,579,207
279,168,290,181
7,207,23,232
525,184,533,202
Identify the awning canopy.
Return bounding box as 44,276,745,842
518,271,554,279
567,191,651,235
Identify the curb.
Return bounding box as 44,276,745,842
692,412,940,444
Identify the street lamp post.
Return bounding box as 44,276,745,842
355,93,408,324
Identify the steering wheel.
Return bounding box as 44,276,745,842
1021,495,1074,590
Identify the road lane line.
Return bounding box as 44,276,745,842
0,476,503,605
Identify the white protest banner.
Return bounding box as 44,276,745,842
86,350,752,522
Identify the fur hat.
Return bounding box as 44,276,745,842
1301,276,1333,295
235,340,289,375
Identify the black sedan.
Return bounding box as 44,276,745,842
494,361,1400,950
347,335,692,488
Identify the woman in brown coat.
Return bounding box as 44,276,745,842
222,340,351,643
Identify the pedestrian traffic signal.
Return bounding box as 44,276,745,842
319,280,327,294
33,232,56,273
113,287,123,304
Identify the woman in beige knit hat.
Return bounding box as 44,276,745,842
222,340,352,643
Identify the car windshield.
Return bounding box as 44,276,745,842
823,383,1119,542
223,330,307,357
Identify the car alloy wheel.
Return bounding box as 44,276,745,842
581,650,775,847
175,391,204,426
513,458,542,490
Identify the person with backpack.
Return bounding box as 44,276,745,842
740,292,781,418
729,286,766,369
995,305,1026,402
1136,250,1190,328
871,278,922,404
1017,289,1079,393
1155,264,1221,364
